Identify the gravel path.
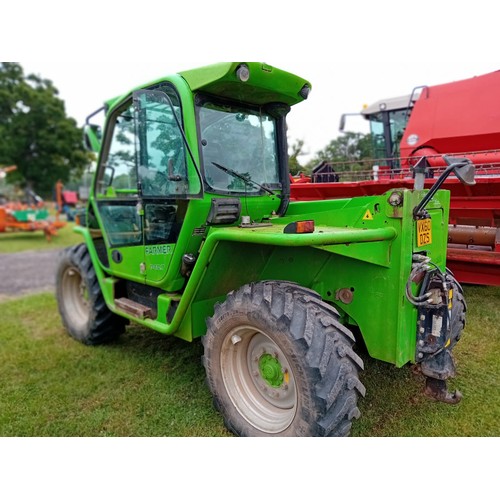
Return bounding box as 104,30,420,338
0,249,62,301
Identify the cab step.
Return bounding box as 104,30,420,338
115,297,153,320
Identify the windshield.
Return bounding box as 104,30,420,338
198,100,280,194
369,109,409,159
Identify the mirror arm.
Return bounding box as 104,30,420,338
85,106,106,126
413,165,454,219
412,156,475,220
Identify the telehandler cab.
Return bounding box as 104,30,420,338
56,62,470,437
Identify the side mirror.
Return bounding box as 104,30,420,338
83,106,106,153
413,155,476,219
339,114,346,132
443,155,476,186
339,112,362,133
83,124,102,153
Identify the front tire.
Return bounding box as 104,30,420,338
56,244,126,345
202,281,365,437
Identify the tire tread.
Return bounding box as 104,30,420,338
203,280,365,437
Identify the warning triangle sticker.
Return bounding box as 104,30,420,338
363,210,374,220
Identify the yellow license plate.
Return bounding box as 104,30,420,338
417,218,432,247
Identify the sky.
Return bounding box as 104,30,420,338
6,0,498,166
20,59,499,164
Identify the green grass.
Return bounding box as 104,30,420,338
0,221,83,253
0,286,498,437
0,293,230,437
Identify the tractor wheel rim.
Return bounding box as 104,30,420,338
61,266,90,329
220,326,297,434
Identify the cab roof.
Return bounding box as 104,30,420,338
104,62,311,112
179,62,311,106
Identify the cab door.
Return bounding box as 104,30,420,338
133,88,202,284
92,99,145,283
92,86,202,286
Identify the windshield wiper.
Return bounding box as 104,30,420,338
211,162,278,196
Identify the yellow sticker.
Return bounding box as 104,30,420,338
363,210,374,220
448,289,453,310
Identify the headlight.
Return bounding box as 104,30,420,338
299,84,311,99
236,64,250,82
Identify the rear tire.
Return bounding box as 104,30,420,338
449,275,466,348
202,281,365,437
56,244,126,345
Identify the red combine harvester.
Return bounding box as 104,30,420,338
291,70,500,286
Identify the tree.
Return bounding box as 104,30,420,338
310,132,373,164
0,62,92,198
288,139,307,175
305,132,374,181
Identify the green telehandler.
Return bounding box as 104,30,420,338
56,62,472,437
